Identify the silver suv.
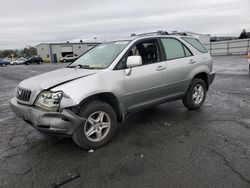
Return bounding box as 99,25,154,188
10,33,215,149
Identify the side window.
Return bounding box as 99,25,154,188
183,45,192,57
115,39,161,70
128,40,160,65
181,37,207,53
161,38,186,60
128,46,139,56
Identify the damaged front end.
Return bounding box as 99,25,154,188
10,97,85,136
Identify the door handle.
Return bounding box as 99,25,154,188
155,65,166,71
189,59,196,64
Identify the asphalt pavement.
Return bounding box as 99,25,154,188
0,56,250,188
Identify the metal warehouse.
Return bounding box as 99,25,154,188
36,42,100,63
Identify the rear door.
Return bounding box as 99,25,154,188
160,38,195,97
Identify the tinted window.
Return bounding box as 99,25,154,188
182,37,207,53
161,38,186,60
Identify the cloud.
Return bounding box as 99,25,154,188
0,0,249,49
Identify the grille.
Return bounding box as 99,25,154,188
16,87,31,102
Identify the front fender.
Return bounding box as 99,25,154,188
51,70,125,109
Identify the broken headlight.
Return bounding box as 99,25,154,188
34,91,62,111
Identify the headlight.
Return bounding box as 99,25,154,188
34,91,62,111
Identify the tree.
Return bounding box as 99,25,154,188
0,49,18,58
20,46,37,57
0,46,37,58
239,29,247,39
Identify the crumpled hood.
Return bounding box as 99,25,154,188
19,68,99,91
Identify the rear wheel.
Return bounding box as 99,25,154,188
72,101,117,149
182,78,207,110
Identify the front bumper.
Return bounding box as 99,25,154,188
208,72,215,85
10,98,84,137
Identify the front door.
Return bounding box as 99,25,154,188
123,39,168,111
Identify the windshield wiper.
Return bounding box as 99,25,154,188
67,64,103,69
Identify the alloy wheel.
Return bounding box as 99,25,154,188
192,84,204,104
84,111,111,142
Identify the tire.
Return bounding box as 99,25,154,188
63,59,66,63
72,100,117,149
14,62,17,65
182,78,207,110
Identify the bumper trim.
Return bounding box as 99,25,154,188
10,98,85,136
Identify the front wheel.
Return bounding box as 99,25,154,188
182,78,207,110
72,101,117,149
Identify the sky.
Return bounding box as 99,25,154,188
0,0,249,50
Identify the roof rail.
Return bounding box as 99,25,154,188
131,30,169,37
170,32,188,36
130,31,188,37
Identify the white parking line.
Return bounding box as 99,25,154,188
0,115,15,123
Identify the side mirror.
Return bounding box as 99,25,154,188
126,56,142,68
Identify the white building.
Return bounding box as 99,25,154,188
36,42,100,63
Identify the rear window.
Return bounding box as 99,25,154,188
182,37,207,53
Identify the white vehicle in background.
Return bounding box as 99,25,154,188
10,58,27,65
60,54,79,62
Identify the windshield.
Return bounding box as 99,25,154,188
69,41,130,69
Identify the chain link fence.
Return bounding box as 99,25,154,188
204,39,250,56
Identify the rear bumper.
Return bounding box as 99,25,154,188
10,98,84,137
208,72,215,85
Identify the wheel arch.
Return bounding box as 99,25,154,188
73,92,124,123
193,72,209,90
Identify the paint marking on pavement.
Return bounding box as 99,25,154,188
0,115,15,123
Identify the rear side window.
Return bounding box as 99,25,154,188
182,37,207,53
183,45,192,57
161,38,192,60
